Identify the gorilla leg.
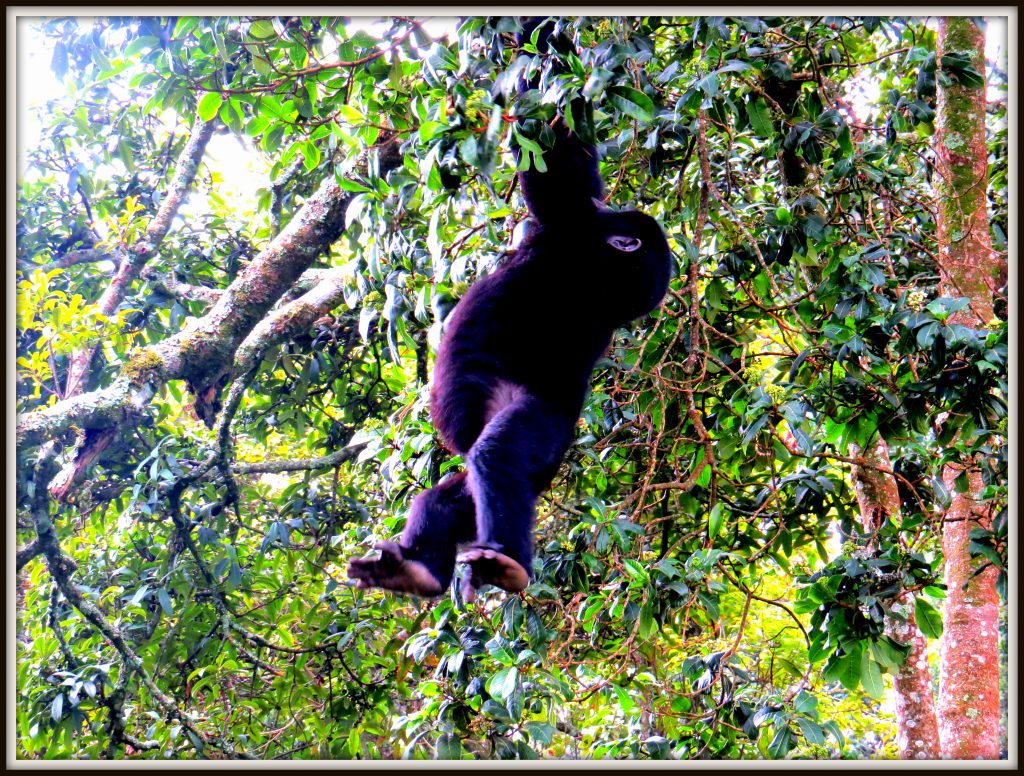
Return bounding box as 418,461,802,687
431,372,494,455
347,471,475,595
459,394,576,595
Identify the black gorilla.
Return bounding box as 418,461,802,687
348,19,672,599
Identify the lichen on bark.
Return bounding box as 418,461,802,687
934,17,997,323
119,348,165,387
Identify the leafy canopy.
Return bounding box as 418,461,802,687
16,15,1007,760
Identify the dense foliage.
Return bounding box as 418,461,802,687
15,15,1007,759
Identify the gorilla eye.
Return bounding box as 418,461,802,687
608,235,642,252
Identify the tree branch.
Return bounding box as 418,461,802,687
141,265,224,307
233,445,366,475
269,154,305,236
28,445,254,758
26,248,118,274
17,133,403,503
16,539,42,572
213,267,355,501
63,116,219,398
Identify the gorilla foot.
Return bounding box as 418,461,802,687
457,546,530,601
347,541,445,597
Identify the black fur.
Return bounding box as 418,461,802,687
348,19,673,598
514,17,604,224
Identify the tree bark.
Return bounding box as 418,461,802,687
851,440,941,760
933,17,1002,760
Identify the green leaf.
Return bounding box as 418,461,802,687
524,721,554,745
516,740,539,759
128,584,150,607
302,141,321,172
500,667,519,699
401,729,432,759
622,559,648,581
173,17,201,38
767,725,794,758
794,243,820,266
245,115,270,137
870,636,909,670
715,60,755,75
607,86,655,122
708,502,725,537
186,729,206,754
796,717,826,746
51,693,64,722
51,42,68,79
837,125,853,156
793,689,818,716
612,685,636,715
252,55,272,76
213,30,232,63
825,648,861,691
157,588,173,615
922,585,947,599
258,96,293,121
250,19,276,39
822,720,845,750
487,667,518,700
915,596,943,639
746,98,774,137
940,54,985,88
741,412,769,446
860,653,885,699
337,178,373,194
197,91,223,122
696,463,712,488
436,733,462,760
695,73,719,98
638,602,656,639
479,700,511,724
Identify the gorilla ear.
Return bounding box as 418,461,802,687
592,197,612,212
608,235,642,252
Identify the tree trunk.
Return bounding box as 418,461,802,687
933,17,1002,760
852,440,941,760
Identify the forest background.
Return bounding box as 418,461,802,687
12,14,1011,761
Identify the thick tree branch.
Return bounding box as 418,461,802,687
234,268,349,374
17,134,403,503
63,117,219,398
139,265,342,314
18,379,157,455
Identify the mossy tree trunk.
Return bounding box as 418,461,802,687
933,16,1002,760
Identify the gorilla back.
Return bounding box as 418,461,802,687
432,208,672,453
